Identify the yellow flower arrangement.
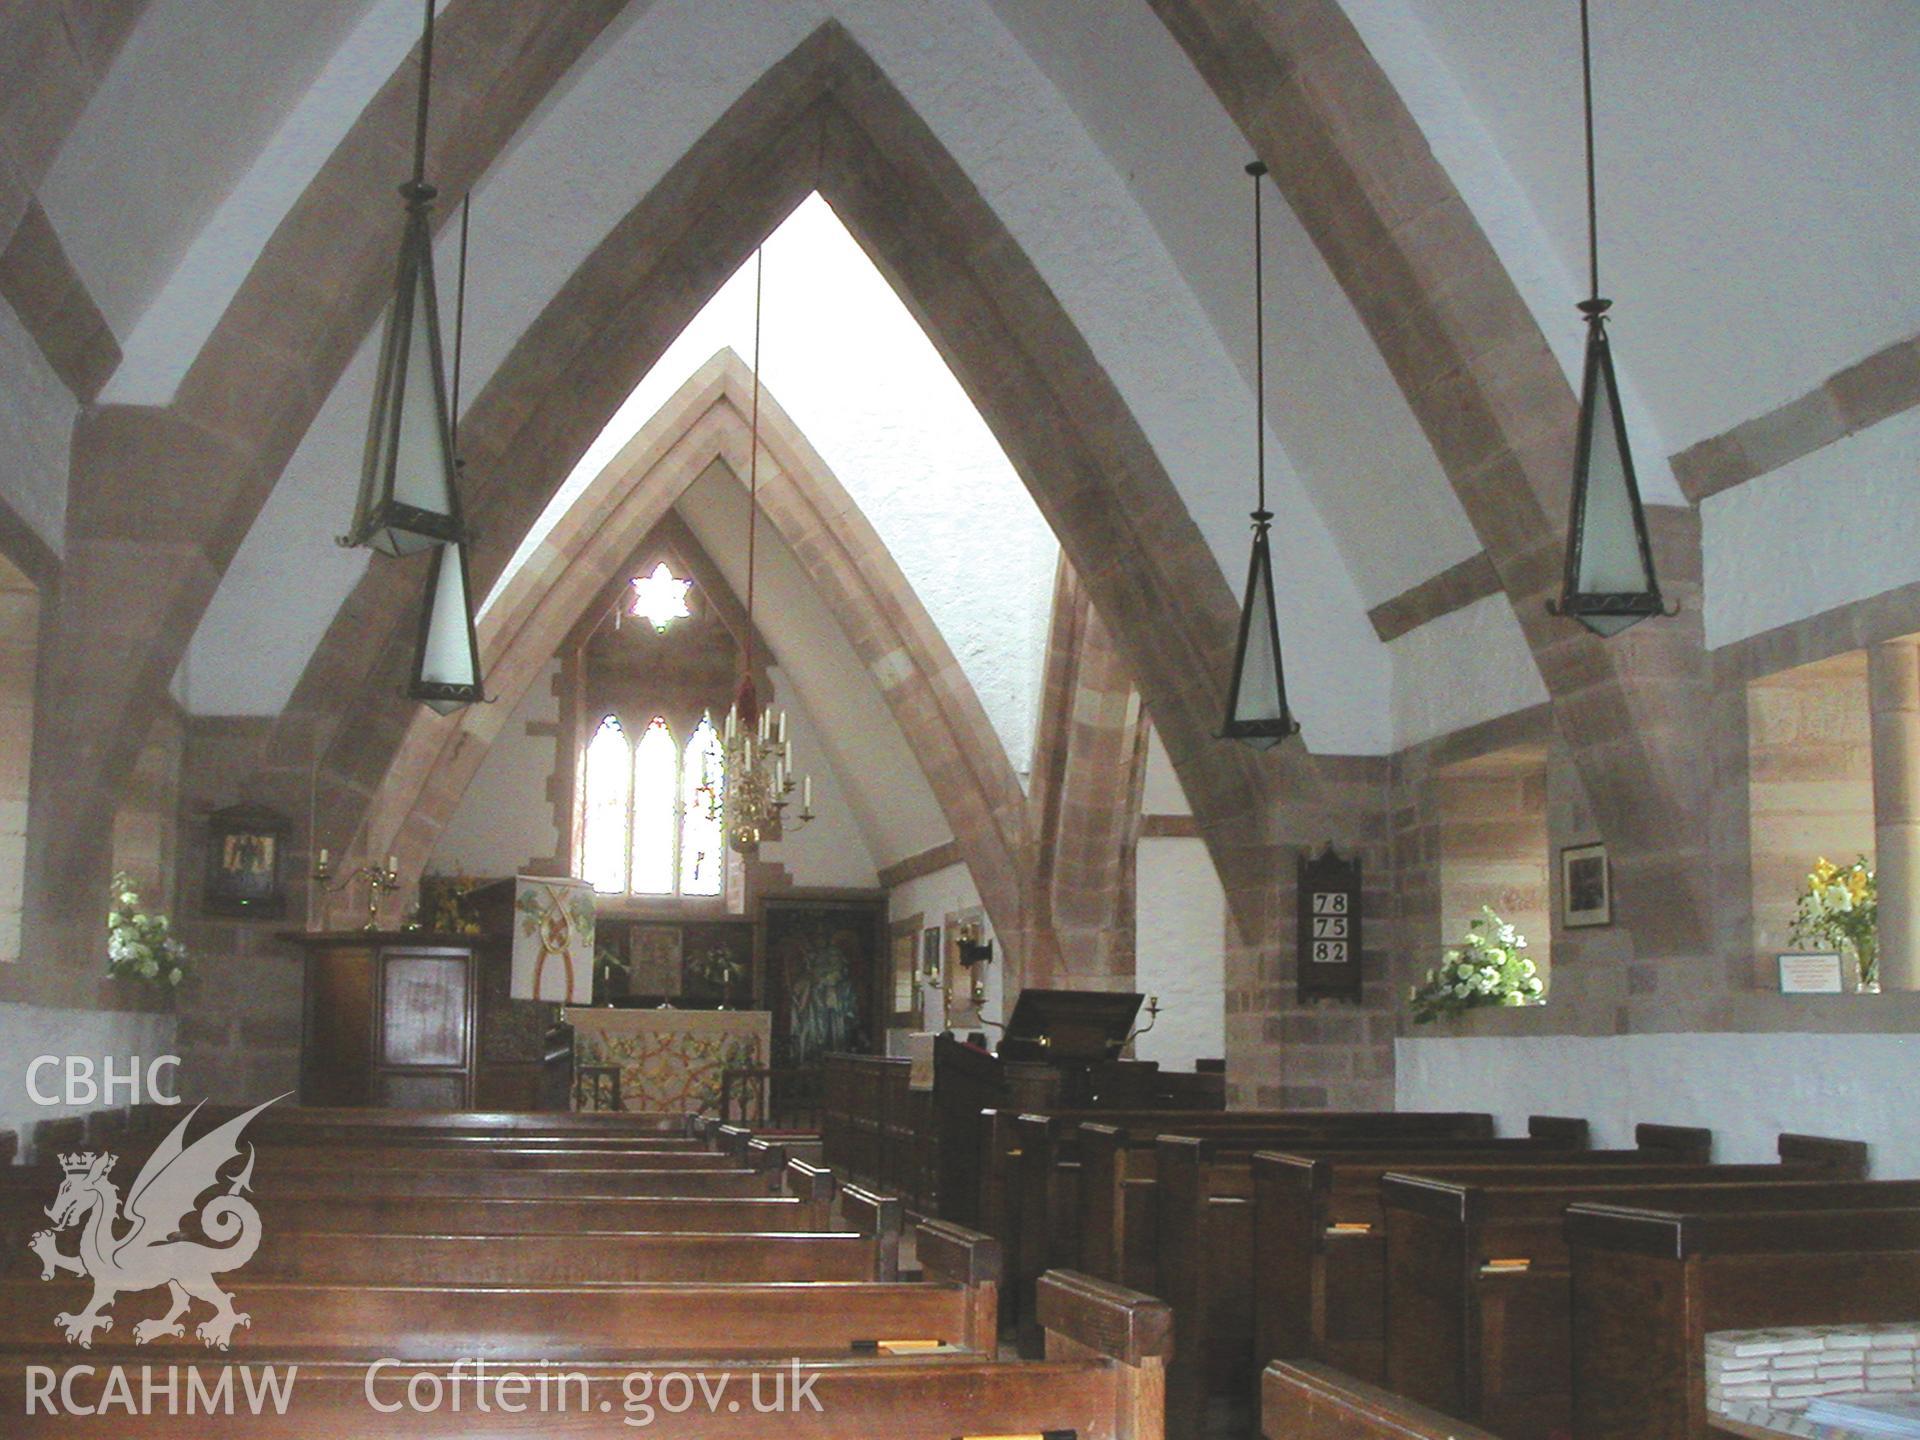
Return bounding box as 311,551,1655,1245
1789,855,1877,990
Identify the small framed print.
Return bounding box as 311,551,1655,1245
921,925,943,979
202,804,290,918
1778,951,1844,995
1560,842,1611,928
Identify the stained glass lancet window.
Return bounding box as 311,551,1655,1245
581,716,631,894
680,716,726,896
630,717,678,895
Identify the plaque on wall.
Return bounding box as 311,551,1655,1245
1297,843,1363,1004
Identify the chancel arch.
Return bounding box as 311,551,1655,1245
243,22,1381,1002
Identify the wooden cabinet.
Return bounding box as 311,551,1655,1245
285,931,554,1110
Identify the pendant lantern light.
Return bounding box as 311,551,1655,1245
1220,160,1301,750
1551,0,1670,636
412,537,484,714
409,193,485,713
344,0,467,557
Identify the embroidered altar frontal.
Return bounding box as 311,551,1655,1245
566,1007,770,1116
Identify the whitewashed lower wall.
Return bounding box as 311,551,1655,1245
1135,838,1226,1071
1397,1032,1920,1178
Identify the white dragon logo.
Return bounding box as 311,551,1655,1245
29,1095,284,1350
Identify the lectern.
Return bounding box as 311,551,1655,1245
933,988,1147,1224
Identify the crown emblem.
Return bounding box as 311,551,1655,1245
58,1152,101,1175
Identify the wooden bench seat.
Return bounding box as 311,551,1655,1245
169,1105,692,1138
1081,1116,1591,1289
1384,1163,1898,1440
980,1106,1494,1253
0,1218,994,1358
4,1269,1170,1438
1568,1203,1920,1440
1157,1124,1710,1440
13,1228,891,1287
0,1154,839,1253
1263,1358,1504,1440
60,1166,776,1200
1254,1135,1723,1378
998,1108,1505,1351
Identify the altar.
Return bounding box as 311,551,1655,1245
566,1007,771,1117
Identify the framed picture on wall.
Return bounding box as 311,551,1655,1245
202,803,290,918
887,916,922,1026
1560,842,1611,928
628,924,683,997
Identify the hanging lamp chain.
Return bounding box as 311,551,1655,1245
744,247,764,683
1579,0,1603,311
450,192,469,455
409,0,435,193
1249,160,1270,522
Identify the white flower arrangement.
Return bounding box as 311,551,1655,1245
107,872,189,989
1408,905,1543,1023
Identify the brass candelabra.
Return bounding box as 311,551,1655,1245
312,848,400,931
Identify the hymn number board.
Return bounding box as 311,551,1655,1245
1297,845,1363,1003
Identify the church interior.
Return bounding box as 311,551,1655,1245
0,1,1916,1437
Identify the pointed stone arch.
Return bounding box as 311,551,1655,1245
343,351,1060,978
24,0,632,966
1148,0,1711,953
262,20,1359,985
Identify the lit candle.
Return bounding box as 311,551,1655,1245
725,707,736,740
803,775,813,809
777,711,788,745
317,847,330,868
385,854,397,875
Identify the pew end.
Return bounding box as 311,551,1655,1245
1263,1359,1504,1440
785,1155,838,1228
1777,1131,1870,1177
1527,1115,1591,1147
841,1183,903,1281
1634,1123,1714,1160
919,1219,1004,1349
747,1134,788,1180
1039,1269,1173,1440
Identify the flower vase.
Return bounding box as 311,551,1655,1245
1850,937,1880,994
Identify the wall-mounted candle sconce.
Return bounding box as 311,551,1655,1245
1125,995,1162,1046
954,919,993,1004
955,920,994,967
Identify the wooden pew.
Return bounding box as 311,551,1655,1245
979,1105,1494,1247
0,1216,996,1359
12,1172,887,1287
22,1142,762,1175
137,1166,776,1199
6,1265,1172,1439
1568,1202,1920,1440
24,1228,889,1287
174,1105,693,1138
1248,1123,1720,1384
999,1108,1498,1346
1082,1115,1591,1290
1263,1358,1505,1440
1162,1125,1713,1440
1382,1149,1886,1439
0,1156,840,1255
